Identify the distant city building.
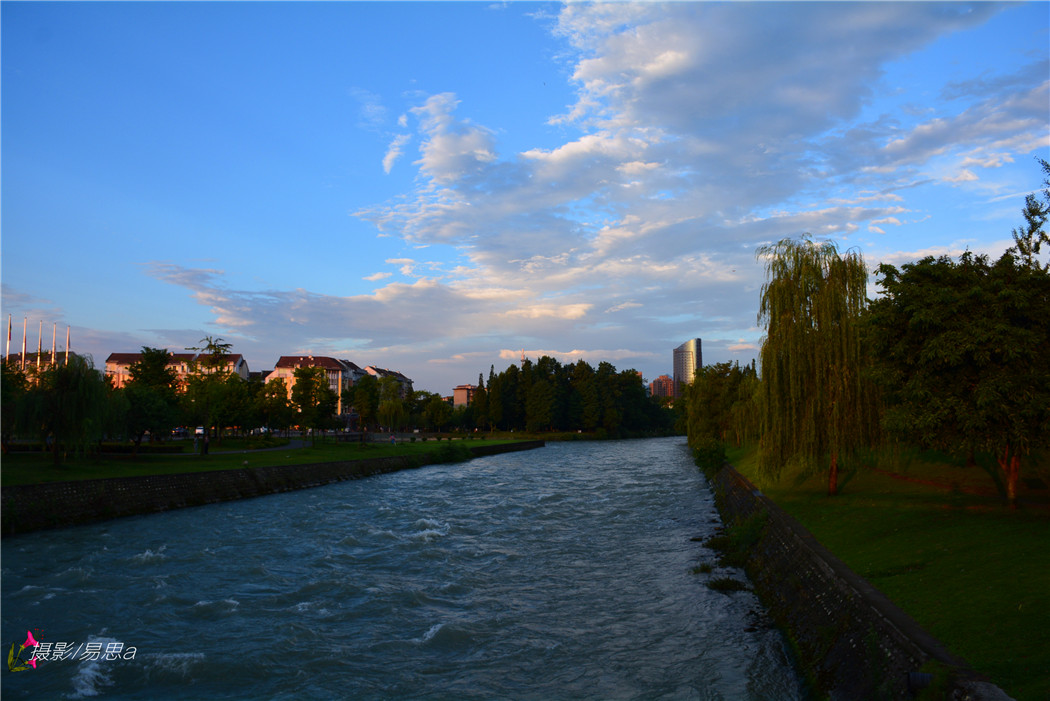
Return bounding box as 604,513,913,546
453,384,477,407
650,374,674,399
364,365,414,399
105,351,248,389
5,351,80,374
266,356,365,416
673,338,702,398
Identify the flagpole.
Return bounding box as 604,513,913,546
37,321,43,370
5,315,10,363
51,323,57,365
21,318,27,370
66,326,70,365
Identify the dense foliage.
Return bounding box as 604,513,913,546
755,237,880,495
684,161,1050,503
474,357,673,436
2,355,118,464
355,357,675,437
868,250,1050,506
683,361,759,471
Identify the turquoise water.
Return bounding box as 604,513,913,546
2,437,806,699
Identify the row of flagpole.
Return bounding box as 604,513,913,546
5,315,71,370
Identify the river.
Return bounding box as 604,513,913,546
2,437,807,699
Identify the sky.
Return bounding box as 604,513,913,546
2,1,1048,395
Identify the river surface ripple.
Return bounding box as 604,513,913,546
2,437,807,700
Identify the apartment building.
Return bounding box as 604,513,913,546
101,349,415,419
364,366,414,399
649,374,674,399
266,356,367,416
104,352,249,389
452,384,476,407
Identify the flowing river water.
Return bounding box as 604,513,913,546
2,437,808,699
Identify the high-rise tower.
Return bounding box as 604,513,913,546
672,338,702,398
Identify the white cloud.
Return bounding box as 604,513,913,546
946,169,979,183
605,301,641,313
411,93,499,185
503,303,592,321
386,258,417,276
498,347,656,364
383,134,411,174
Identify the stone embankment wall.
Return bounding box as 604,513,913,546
1,441,545,537
710,463,1014,701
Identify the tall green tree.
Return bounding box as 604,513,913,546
596,361,622,435
868,250,1050,506
1,363,29,453
347,374,379,429
183,337,235,442
123,347,179,451
473,373,489,431
485,366,503,430
525,378,555,432
1007,157,1050,271
212,373,250,436
756,236,878,495
128,347,178,391
686,362,755,446
570,360,600,431
28,355,111,465
422,392,452,430
376,376,407,431
257,378,294,431
728,367,762,447
500,364,521,429
291,366,339,442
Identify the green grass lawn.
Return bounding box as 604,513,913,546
1,436,522,486
726,445,1050,701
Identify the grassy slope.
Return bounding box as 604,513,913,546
726,446,1050,701
0,437,521,486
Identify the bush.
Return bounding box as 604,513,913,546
693,436,726,474
705,510,767,568
433,441,472,463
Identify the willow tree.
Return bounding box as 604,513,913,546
757,237,878,495
29,355,111,465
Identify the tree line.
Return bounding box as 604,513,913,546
2,337,676,465
0,337,329,463
684,160,1050,507
346,356,674,437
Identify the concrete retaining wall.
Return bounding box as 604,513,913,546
709,463,1013,701
1,441,545,537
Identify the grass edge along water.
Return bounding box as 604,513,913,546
722,444,1049,701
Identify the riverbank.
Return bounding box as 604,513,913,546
708,462,1015,700
0,440,545,537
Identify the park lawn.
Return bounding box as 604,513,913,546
725,446,1050,701
0,438,519,487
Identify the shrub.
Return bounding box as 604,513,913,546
705,510,767,568
693,436,727,474
433,441,472,463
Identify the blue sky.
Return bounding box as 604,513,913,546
2,1,1048,394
